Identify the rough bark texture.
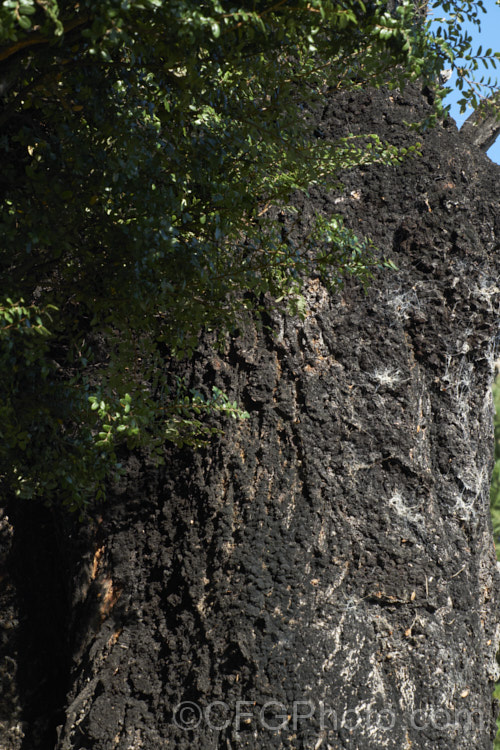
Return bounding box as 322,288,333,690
2,84,500,750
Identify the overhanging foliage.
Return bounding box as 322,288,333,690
0,0,498,511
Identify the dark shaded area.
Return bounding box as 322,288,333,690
5,501,72,750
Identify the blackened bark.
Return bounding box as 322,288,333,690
2,85,500,750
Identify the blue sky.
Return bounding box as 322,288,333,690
430,0,500,163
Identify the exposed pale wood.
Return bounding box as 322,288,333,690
461,93,500,152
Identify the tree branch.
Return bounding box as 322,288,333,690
460,91,500,152
0,14,89,64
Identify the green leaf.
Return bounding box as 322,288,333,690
17,14,31,29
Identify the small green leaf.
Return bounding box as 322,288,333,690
17,15,32,29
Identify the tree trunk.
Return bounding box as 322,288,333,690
2,85,500,750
